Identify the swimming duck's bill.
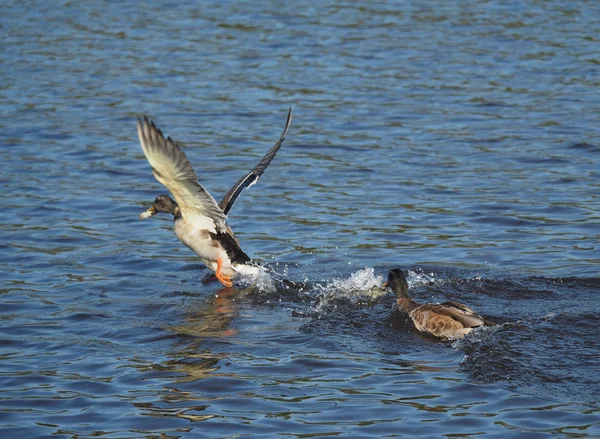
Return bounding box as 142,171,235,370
139,206,157,219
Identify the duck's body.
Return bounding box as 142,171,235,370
137,109,292,287
385,269,492,340
173,207,250,277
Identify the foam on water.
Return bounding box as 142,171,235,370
235,264,278,293
312,267,387,313
405,269,441,288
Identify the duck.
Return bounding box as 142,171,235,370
383,268,493,340
137,108,292,287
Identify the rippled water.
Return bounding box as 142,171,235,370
2,1,599,437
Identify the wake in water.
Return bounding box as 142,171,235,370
235,265,600,404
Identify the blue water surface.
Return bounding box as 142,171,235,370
1,1,599,437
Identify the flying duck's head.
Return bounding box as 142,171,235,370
383,268,410,300
139,195,179,219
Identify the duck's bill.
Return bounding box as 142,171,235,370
382,282,388,288
139,206,157,219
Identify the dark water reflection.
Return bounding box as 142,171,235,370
2,0,600,437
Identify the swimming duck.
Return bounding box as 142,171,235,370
138,108,292,287
384,268,493,339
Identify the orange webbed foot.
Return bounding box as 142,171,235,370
216,272,233,288
215,258,233,288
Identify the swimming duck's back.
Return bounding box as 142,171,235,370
408,302,487,340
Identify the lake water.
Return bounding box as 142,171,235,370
1,1,599,437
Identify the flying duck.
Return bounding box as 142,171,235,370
384,268,493,340
138,108,292,287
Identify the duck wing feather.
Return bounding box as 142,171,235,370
435,301,487,328
137,117,227,233
219,108,292,215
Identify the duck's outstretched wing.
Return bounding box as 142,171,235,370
137,117,227,233
219,107,292,215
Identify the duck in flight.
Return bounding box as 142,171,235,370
138,108,292,287
384,268,493,340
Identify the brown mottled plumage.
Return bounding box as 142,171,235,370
384,269,493,340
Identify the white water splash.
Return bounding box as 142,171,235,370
312,267,387,312
236,264,277,293
405,269,442,288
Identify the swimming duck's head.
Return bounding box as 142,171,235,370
383,269,410,299
139,195,179,219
